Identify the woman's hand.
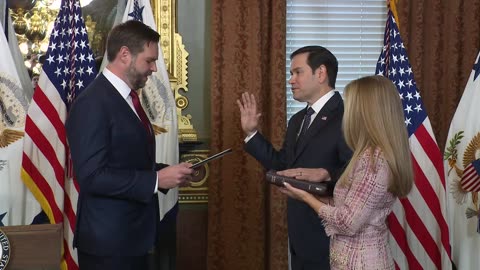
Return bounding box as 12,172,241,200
280,182,312,202
280,182,330,211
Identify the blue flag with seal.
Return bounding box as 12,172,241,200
0,4,40,228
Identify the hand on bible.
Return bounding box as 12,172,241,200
277,168,331,183
157,163,194,189
236,92,261,136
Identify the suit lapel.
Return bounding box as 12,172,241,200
293,92,342,162
100,75,156,162
286,110,303,163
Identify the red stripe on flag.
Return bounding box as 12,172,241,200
63,189,77,233
462,173,480,192
25,116,66,187
400,197,441,269
414,125,446,188
461,168,476,189
462,166,477,185
73,177,80,193
469,181,480,192
22,154,64,222
34,88,67,147
63,238,78,270
388,213,422,269
462,169,474,182
411,152,451,258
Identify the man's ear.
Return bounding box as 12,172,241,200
118,46,131,64
316,65,328,83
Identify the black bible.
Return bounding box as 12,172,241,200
265,170,333,196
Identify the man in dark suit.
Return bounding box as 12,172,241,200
237,46,352,270
66,20,193,270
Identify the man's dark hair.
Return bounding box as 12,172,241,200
106,20,160,62
290,46,338,89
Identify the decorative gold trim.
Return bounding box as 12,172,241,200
152,0,198,142
179,193,208,204
179,150,210,203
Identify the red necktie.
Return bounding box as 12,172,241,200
130,90,152,136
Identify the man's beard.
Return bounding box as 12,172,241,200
127,62,149,90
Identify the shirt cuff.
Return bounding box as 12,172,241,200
244,130,258,143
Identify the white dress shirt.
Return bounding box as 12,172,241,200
297,90,335,135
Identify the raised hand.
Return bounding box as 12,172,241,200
236,92,261,136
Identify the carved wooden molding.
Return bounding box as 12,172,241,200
152,0,198,142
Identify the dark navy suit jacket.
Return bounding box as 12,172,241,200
245,92,352,268
66,74,168,256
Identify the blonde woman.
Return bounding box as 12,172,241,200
280,75,414,269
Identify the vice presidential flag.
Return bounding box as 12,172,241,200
0,16,39,227
21,0,97,269
444,51,480,269
375,8,451,270
0,1,33,99
123,0,180,222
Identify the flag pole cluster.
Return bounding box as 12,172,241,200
21,0,97,269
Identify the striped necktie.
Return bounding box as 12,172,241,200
300,107,315,135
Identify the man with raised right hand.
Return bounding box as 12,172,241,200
237,46,352,270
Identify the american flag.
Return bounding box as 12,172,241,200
21,0,97,269
375,10,451,270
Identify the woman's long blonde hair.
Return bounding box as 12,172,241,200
338,75,413,197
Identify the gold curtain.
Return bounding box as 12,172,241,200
396,0,480,150
207,0,287,269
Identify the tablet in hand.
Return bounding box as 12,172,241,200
190,148,233,169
